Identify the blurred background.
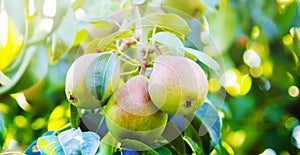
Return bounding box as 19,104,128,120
0,0,300,154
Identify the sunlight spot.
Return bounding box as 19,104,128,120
12,93,31,111
282,34,293,45
251,26,260,39
250,66,263,78
208,78,221,93
288,85,299,97
40,18,54,33
260,148,277,155
243,49,261,67
14,115,28,128
28,0,35,16
75,8,86,19
227,130,246,147
285,117,299,131
220,69,238,87
43,0,57,17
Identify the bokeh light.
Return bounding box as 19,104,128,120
288,85,299,97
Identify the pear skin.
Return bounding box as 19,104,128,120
149,55,208,115
105,75,167,144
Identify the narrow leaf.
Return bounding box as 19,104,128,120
185,47,220,71
144,13,191,35
37,135,65,155
4,0,26,34
86,52,120,102
70,104,80,128
161,120,186,155
0,45,48,94
184,125,203,154
121,139,159,154
150,32,184,56
99,132,117,155
49,8,77,63
194,102,221,146
96,30,133,52
155,147,172,155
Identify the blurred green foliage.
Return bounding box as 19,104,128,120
0,0,300,154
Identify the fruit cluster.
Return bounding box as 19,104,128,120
65,53,208,144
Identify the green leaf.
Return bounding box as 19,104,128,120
121,139,159,154
37,135,65,155
86,52,119,102
155,147,172,155
184,47,220,72
206,0,237,53
150,32,184,56
184,125,203,154
0,112,5,151
27,0,71,44
194,102,221,146
93,30,134,52
99,132,117,155
48,7,77,63
70,104,80,128
161,120,186,155
144,13,191,35
82,132,101,155
0,45,48,94
4,0,26,34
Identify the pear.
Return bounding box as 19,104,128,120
148,55,208,115
65,53,101,109
105,75,167,144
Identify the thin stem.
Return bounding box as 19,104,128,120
55,123,72,133
120,67,139,76
119,57,141,67
117,49,140,64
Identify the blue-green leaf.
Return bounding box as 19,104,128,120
0,112,5,151
86,52,120,103
150,32,184,56
184,47,220,72
0,45,48,94
194,102,221,146
37,135,65,155
57,128,82,155
25,131,55,155
81,132,100,155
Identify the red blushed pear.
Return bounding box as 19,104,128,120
65,53,101,109
148,55,208,115
105,75,168,144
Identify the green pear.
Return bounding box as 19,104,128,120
149,55,208,115
105,75,167,144
162,0,207,18
65,53,101,109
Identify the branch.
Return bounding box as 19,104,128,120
133,4,148,75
